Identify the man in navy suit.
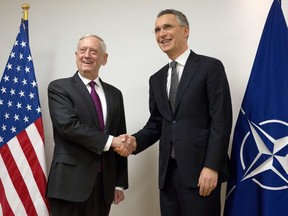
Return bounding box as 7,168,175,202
119,9,233,216
46,34,129,216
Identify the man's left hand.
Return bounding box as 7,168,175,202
198,167,218,196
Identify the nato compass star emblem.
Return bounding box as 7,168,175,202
240,108,288,190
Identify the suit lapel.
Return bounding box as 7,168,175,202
156,65,173,117
174,51,200,113
101,80,112,132
72,73,102,130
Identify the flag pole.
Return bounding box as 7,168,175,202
22,3,30,20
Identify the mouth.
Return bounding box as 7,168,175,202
161,39,172,45
83,61,93,65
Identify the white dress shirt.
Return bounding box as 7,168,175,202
166,48,190,96
78,72,113,151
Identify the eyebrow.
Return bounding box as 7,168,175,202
154,24,174,32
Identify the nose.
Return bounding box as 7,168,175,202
84,50,91,57
159,28,168,37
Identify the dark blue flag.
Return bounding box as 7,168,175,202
224,1,288,216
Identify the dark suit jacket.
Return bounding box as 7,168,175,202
134,51,232,189
46,72,128,204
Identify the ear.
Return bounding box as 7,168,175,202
184,26,190,39
102,53,108,66
75,51,78,63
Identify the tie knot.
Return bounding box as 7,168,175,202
170,61,177,69
89,81,96,88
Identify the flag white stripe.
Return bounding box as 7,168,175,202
26,122,48,177
0,155,26,215
8,133,49,216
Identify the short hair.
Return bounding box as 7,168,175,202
77,34,107,53
157,9,189,27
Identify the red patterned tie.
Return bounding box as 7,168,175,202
89,81,104,132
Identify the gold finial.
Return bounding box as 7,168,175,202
22,3,30,20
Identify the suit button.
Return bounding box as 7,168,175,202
172,120,176,124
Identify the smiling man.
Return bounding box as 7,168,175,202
129,9,233,216
46,34,129,216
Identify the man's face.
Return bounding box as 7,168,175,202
75,36,108,79
154,14,189,59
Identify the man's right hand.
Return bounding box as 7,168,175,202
112,134,137,157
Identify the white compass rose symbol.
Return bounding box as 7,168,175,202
240,114,288,190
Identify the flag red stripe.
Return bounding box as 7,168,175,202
17,124,50,209
33,118,51,210
0,179,15,216
1,144,37,215
34,117,45,144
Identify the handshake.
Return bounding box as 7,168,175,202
112,134,137,157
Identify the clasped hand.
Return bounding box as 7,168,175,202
112,134,137,157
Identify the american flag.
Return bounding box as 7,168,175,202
0,19,50,215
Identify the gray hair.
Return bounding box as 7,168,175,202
157,9,189,27
77,34,107,53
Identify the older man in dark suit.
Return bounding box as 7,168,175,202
46,34,129,216
118,9,233,216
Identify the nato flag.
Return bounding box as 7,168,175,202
224,0,288,216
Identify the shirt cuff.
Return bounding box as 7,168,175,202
103,135,113,151
115,187,124,191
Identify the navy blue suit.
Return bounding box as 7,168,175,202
134,51,232,215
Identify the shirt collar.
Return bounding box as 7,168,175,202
77,72,102,88
168,48,190,67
